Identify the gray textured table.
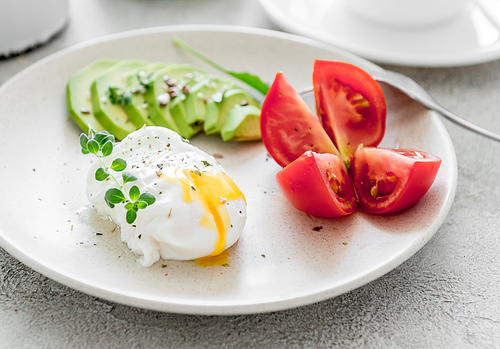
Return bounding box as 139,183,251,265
1,0,500,348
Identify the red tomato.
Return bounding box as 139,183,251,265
313,60,387,158
276,151,357,217
351,147,441,214
261,72,340,167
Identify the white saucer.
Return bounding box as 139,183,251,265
260,0,500,67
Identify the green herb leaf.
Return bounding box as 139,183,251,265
108,87,131,106
138,192,156,205
87,139,99,155
123,91,131,105
108,87,119,104
124,202,134,211
105,188,126,204
129,185,140,202
173,37,270,96
105,196,115,209
136,201,148,209
126,209,137,224
227,72,270,96
80,133,89,151
100,134,115,146
111,158,127,172
101,141,114,157
95,167,109,181
81,149,90,155
94,131,110,144
122,172,138,185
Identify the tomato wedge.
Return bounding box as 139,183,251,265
261,72,340,167
313,60,387,158
351,147,441,214
276,151,357,217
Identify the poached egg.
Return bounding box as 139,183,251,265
86,126,247,267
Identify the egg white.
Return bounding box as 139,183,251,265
86,126,246,267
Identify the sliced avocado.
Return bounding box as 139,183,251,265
123,62,170,128
169,94,204,138
91,59,149,140
144,64,206,138
66,58,120,133
204,88,260,135
205,99,219,132
183,76,233,126
221,105,262,141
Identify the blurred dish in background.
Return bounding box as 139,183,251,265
345,0,469,28
0,0,68,57
260,0,500,67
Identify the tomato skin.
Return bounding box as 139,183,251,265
313,60,386,158
351,147,441,214
276,151,357,217
261,72,340,167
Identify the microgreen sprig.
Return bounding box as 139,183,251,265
107,87,131,106
80,128,156,224
172,37,270,96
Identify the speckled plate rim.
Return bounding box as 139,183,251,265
0,25,457,315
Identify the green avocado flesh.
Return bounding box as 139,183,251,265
221,105,262,141
67,59,263,142
205,88,260,135
184,76,234,126
146,64,208,138
123,62,170,128
91,60,149,140
66,58,119,133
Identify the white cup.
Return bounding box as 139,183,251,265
344,0,471,28
0,0,69,56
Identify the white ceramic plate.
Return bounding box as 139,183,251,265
0,25,457,315
260,0,500,67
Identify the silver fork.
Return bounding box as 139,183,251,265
299,69,500,142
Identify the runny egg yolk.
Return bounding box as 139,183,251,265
161,168,246,262
195,250,230,267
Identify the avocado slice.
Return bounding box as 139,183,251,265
204,88,260,135
91,60,149,140
169,94,204,138
221,105,262,141
66,58,119,133
205,99,219,133
123,62,170,128
183,76,234,126
144,64,206,138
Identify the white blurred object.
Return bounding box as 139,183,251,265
260,0,500,66
345,0,470,28
0,0,68,56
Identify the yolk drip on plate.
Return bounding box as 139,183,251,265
162,168,246,265
195,250,230,267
